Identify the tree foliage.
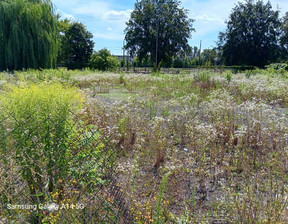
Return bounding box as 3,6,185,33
219,0,282,67
0,0,58,70
57,18,73,65
124,0,194,70
89,48,119,71
201,48,218,66
64,22,94,69
281,12,288,57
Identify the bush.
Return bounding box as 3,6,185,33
265,63,288,78
225,70,232,82
0,82,83,219
0,82,83,119
265,63,288,71
106,56,120,71
89,55,105,70
89,48,119,71
0,81,119,222
194,71,212,82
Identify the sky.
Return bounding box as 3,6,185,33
52,0,288,55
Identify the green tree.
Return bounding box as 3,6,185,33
57,18,73,65
193,46,199,59
64,22,94,69
281,12,288,58
173,57,183,68
0,0,58,70
201,48,217,66
89,48,120,71
124,0,194,71
219,0,282,67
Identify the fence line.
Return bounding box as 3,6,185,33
0,112,133,223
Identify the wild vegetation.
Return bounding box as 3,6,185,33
0,68,287,223
1,0,288,223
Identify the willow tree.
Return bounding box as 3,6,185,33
0,0,58,70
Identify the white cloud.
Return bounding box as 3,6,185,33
72,1,110,18
93,32,124,40
54,0,132,43
195,14,224,24
102,10,132,21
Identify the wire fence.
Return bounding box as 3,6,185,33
0,112,133,223
1,95,287,223
117,66,251,74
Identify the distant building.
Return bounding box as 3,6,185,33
114,55,133,64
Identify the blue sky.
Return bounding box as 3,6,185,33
52,0,288,55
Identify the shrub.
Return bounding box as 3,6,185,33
0,82,83,119
0,82,83,220
265,63,288,78
194,71,212,83
89,48,119,71
89,55,105,70
265,63,288,71
225,70,232,82
106,56,120,71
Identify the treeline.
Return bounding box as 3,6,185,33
125,0,288,70
218,0,288,68
133,47,218,68
0,0,118,71
1,0,288,71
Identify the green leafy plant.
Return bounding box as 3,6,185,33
194,71,212,83
245,70,255,79
0,82,83,222
265,63,288,78
266,63,288,71
155,171,171,224
225,70,232,82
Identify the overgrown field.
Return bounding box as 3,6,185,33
0,68,288,223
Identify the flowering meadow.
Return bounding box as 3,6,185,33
0,68,288,223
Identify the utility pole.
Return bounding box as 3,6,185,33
155,1,162,71
199,40,202,66
126,53,129,71
156,25,158,70
123,40,125,71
